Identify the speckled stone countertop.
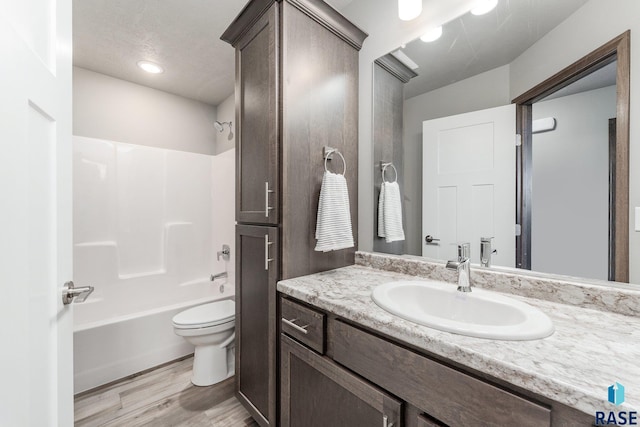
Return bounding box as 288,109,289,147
277,256,640,417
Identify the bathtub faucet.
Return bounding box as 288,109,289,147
210,272,228,281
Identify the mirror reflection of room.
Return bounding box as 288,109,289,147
372,0,631,283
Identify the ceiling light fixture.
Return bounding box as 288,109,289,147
398,0,422,21
420,26,443,42
471,0,498,16
137,60,164,74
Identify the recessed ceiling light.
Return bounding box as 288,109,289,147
137,61,164,74
398,0,422,21
420,26,443,42
471,0,498,15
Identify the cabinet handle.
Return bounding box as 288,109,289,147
264,234,274,270
382,415,394,427
265,182,274,217
281,318,308,334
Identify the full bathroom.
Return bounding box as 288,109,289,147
67,0,635,426
2,0,640,426
71,0,242,412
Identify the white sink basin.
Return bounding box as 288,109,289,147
371,280,554,340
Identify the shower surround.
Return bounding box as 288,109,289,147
72,136,235,393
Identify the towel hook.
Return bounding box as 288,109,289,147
381,162,398,183
324,147,347,176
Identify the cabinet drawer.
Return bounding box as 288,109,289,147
330,320,551,427
280,298,325,353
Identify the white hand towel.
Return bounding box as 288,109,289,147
378,181,405,243
377,182,386,238
315,171,354,252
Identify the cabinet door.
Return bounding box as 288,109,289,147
235,3,279,225
281,334,402,427
236,225,279,426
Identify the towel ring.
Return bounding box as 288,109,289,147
324,149,347,176
382,163,398,183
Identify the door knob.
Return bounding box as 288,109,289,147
425,235,440,244
62,281,94,305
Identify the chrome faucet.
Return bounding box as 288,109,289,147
480,237,496,267
446,243,472,292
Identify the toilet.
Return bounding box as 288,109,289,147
172,299,235,386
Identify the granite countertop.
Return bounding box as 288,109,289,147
277,264,640,416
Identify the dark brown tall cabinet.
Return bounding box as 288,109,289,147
222,1,366,426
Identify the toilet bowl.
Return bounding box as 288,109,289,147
172,299,235,386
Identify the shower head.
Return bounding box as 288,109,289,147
214,121,232,133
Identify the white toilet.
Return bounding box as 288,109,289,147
172,299,235,386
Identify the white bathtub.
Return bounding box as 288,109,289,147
73,275,234,394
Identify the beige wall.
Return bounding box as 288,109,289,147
73,67,218,155
215,93,236,155
508,0,640,282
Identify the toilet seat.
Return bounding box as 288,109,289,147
172,300,235,329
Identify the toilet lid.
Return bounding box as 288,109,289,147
172,300,235,329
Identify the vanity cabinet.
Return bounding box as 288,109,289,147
223,1,367,425
279,294,595,427
235,225,279,423
279,298,402,427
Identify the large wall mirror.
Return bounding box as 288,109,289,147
372,0,633,285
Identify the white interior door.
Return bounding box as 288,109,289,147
0,0,73,425
422,105,515,267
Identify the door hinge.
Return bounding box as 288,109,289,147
515,134,522,147
515,224,522,236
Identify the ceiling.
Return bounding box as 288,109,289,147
73,0,352,107
543,61,617,101
395,0,591,100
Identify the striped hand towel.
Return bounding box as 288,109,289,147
315,171,354,252
378,181,405,242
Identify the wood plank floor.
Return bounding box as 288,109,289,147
75,356,259,426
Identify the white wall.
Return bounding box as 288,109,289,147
532,86,616,280
211,148,236,280
73,136,215,298
73,67,218,155
73,67,235,294
215,93,236,155
402,65,511,254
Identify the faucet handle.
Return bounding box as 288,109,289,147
457,242,471,261
217,244,231,261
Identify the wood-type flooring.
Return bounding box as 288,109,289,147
74,356,258,426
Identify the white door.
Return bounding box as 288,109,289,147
422,105,515,267
0,0,74,425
